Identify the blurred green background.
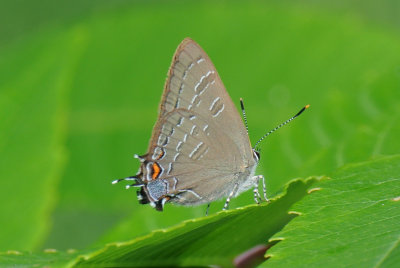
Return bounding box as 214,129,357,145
1,0,399,253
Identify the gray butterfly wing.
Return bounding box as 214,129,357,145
146,38,256,204
155,38,252,154
147,108,246,204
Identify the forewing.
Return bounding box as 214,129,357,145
149,38,253,162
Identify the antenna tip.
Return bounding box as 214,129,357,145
305,104,310,109
240,98,245,109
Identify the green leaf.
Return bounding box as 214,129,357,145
68,178,319,267
0,249,80,268
0,178,318,267
264,155,400,267
0,27,87,251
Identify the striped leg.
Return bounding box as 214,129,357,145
260,175,269,202
223,184,239,210
253,175,269,203
253,177,261,204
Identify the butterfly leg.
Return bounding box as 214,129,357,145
205,203,211,216
260,175,270,202
253,177,262,204
253,175,269,203
223,183,239,210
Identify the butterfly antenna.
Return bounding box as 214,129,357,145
254,104,310,151
240,98,249,134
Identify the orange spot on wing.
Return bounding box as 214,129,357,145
152,163,161,179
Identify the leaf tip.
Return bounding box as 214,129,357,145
268,237,284,244
43,249,58,254
391,196,400,202
264,254,273,260
307,187,322,194
6,250,22,255
288,211,302,216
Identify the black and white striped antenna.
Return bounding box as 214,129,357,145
254,104,310,151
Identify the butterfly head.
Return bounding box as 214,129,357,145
253,148,261,162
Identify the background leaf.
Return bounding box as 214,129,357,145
264,155,400,267
0,250,80,268
0,26,87,251
0,1,399,265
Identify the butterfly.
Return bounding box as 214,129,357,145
113,38,308,212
